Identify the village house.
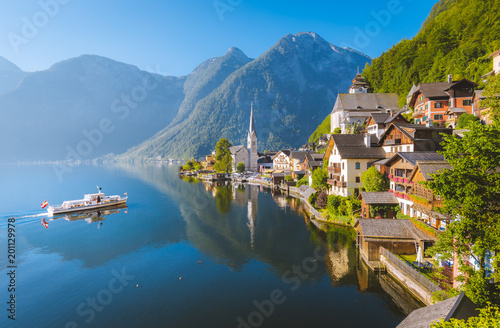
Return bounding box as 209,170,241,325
378,123,453,158
325,134,385,197
408,76,478,127
300,152,324,186
290,150,311,179
355,219,435,263
408,160,452,231
202,154,216,171
383,152,445,218
330,73,400,134
272,150,292,172
257,152,275,172
366,111,408,139
359,192,399,219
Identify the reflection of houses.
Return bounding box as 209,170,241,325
355,219,435,263
408,76,478,126
408,161,452,230
397,293,478,328
360,192,399,219
378,123,453,157
326,134,385,197
384,152,445,217
324,247,350,282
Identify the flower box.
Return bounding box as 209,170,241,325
404,178,408,184
388,174,392,179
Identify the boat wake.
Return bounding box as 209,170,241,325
0,211,50,226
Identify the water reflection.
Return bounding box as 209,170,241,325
51,205,127,225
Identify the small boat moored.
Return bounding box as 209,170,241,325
45,186,128,216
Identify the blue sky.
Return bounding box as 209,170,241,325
0,0,438,76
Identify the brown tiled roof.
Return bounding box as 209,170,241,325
415,79,478,99
356,219,434,241
361,192,399,205
336,146,386,159
415,160,452,181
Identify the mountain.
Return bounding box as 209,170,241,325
0,56,28,95
0,55,185,161
363,0,500,105
119,32,371,160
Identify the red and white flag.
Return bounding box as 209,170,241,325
41,219,49,229
41,200,49,209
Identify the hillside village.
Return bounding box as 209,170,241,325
181,48,500,322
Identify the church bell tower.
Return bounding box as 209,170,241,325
247,102,258,171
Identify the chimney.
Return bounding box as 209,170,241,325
447,74,453,83
364,134,371,148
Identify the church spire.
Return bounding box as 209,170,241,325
249,101,255,134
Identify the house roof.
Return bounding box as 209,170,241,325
337,146,386,159
407,83,418,98
410,160,452,181
305,153,324,167
332,134,386,159
291,150,311,160
361,192,399,205
332,93,400,113
488,49,500,58
378,123,451,144
445,107,467,114
272,150,291,160
396,293,478,328
355,219,435,241
369,112,391,124
415,79,478,100
384,152,445,167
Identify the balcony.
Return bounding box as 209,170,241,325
385,138,401,146
329,179,346,188
328,166,341,174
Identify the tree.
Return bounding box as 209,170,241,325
456,114,479,129
361,167,389,192
311,168,328,190
236,162,245,173
482,74,500,125
193,162,202,171
333,127,342,134
427,122,500,306
315,190,328,209
214,138,233,173
296,175,309,187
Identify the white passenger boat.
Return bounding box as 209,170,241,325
46,187,128,215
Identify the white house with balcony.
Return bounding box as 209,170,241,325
325,134,386,197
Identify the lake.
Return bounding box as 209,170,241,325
0,163,423,328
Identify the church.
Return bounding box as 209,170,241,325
230,103,258,172
330,71,400,134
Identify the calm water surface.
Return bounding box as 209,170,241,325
0,163,422,328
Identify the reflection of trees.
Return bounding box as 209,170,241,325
215,186,232,215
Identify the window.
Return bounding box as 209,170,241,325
435,102,442,108
367,163,371,169
355,177,360,183
355,162,360,170
425,104,428,110
342,163,344,170
448,101,451,107
434,114,442,120
463,99,472,106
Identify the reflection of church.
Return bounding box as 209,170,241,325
232,184,259,248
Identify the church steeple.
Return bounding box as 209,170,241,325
249,102,256,135
247,102,258,171
348,69,369,94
